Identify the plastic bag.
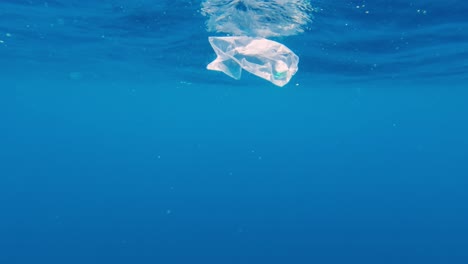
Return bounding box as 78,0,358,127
207,36,299,87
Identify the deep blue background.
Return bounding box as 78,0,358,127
1,1,467,263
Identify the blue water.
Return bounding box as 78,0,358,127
1,1,467,263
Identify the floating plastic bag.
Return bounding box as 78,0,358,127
201,0,312,87
207,36,299,87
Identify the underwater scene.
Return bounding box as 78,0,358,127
1,0,467,263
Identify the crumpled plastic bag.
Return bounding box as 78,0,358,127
207,36,299,87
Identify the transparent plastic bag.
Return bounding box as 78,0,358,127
207,36,299,87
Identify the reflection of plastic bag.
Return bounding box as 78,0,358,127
207,36,299,87
201,0,312,38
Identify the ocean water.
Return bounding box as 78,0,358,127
1,0,467,263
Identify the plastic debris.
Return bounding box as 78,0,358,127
207,36,299,87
